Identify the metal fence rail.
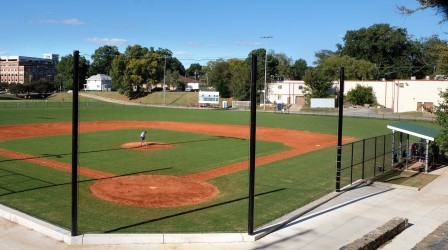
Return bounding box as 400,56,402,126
340,133,402,187
0,101,437,122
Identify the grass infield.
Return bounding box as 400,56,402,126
0,100,439,233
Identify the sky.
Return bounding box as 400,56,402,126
1,0,447,68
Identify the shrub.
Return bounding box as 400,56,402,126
346,84,375,106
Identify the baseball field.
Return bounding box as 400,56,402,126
0,99,430,233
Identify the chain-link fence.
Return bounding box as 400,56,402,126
340,133,401,188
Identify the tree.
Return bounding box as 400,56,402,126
338,24,417,79
124,44,149,58
33,78,55,94
109,45,168,96
57,54,90,90
144,49,165,89
166,57,185,77
8,83,24,96
313,49,336,65
154,48,185,78
400,1,448,155
165,70,182,90
228,58,249,100
435,89,448,152
399,1,448,24
89,45,120,76
186,63,203,80
109,54,127,93
207,59,232,98
22,82,34,96
124,57,150,94
245,48,279,99
272,53,293,81
416,35,448,77
346,84,375,106
246,49,268,93
290,59,308,80
0,82,8,91
303,68,333,98
319,55,376,80
54,74,64,92
198,65,210,85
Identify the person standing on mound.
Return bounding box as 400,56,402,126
140,131,147,146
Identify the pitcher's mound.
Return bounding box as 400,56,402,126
121,142,172,150
90,175,219,207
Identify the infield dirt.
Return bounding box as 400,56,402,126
0,121,354,207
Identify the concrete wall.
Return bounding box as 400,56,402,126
269,79,448,113
337,80,448,113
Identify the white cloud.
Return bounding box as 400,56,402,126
38,18,84,25
85,37,129,46
39,19,59,24
234,41,263,46
62,18,84,25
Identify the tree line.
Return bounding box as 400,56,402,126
3,0,448,164
49,22,448,101
399,0,448,155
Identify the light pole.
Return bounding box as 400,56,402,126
261,35,273,110
163,56,166,105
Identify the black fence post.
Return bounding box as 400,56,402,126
383,135,386,171
336,67,345,192
374,137,378,176
406,134,410,169
71,50,79,237
391,131,396,168
350,142,354,184
362,139,366,179
248,54,257,236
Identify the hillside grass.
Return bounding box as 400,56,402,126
81,91,200,106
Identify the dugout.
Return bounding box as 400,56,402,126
387,122,440,173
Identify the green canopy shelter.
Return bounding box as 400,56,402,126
387,122,440,172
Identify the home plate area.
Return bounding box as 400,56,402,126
89,174,220,208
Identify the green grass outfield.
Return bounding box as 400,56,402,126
0,102,440,233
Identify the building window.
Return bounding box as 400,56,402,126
298,85,303,90
278,95,281,100
278,85,282,89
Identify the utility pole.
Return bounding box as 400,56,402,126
163,56,166,105
261,35,273,111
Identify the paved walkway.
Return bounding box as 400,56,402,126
79,92,141,106
1,167,448,249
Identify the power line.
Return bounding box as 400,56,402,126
80,51,246,61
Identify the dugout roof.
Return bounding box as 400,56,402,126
387,122,440,141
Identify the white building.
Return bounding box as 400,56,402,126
84,74,112,91
268,79,448,113
266,80,307,105
336,79,448,113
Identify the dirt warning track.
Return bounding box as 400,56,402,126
0,121,354,207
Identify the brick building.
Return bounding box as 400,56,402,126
0,54,59,84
